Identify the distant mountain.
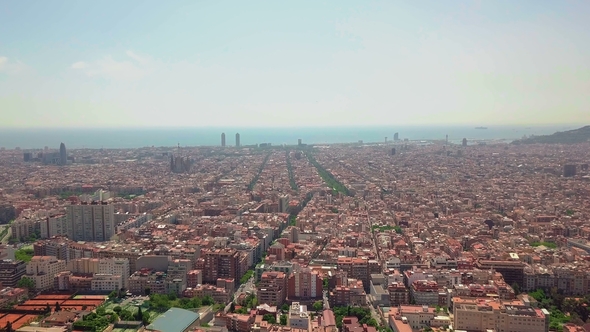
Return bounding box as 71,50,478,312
512,125,590,144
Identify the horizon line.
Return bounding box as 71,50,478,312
0,123,585,130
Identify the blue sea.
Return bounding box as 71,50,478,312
0,125,580,149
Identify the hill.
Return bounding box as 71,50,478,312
512,126,590,144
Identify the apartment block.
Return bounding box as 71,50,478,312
99,258,130,289
453,298,548,332
203,248,241,284
25,256,67,291
287,302,311,331
65,202,115,242
91,274,122,292
388,282,409,306
337,257,370,291
257,271,288,306
287,267,323,301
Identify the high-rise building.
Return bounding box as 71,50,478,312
40,215,67,239
287,267,323,301
462,138,467,147
257,271,288,306
23,152,32,162
65,202,115,242
235,133,240,147
203,248,240,284
394,132,399,141
221,133,226,147
337,257,369,291
564,164,577,177
391,148,396,156
59,142,67,165
298,139,302,146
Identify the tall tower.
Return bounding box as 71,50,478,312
221,133,226,147
59,143,67,166
462,138,467,147
236,133,240,147
394,132,399,141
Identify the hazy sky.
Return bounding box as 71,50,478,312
1,1,589,128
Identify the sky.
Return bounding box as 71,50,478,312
1,0,589,128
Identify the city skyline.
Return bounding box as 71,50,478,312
1,1,589,128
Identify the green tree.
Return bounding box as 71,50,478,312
263,314,277,324
55,301,61,312
15,248,34,262
313,301,323,312
202,295,214,306
144,288,151,296
511,283,521,295
109,312,119,324
230,302,236,313
280,314,287,325
17,277,35,291
142,315,150,326
120,309,134,321
108,290,118,299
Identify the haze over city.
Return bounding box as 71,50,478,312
1,0,590,128
3,2,590,332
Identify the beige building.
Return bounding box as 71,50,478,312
68,257,100,274
453,298,548,332
99,258,130,289
66,257,129,289
26,256,67,291
91,274,122,292
287,302,311,331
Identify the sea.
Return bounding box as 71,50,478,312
0,125,579,149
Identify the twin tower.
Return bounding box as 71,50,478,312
221,133,239,147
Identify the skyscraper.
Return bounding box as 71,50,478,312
564,164,577,177
59,142,67,165
235,133,240,147
221,133,226,147
462,138,467,147
393,132,399,141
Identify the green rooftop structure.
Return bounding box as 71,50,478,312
146,307,200,332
